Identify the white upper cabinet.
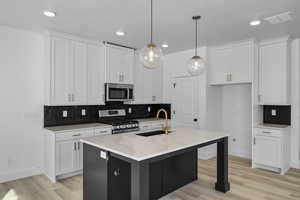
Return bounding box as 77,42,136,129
105,44,134,84
258,37,291,105
133,53,163,104
48,37,70,105
87,43,105,105
209,40,255,85
70,41,87,105
45,32,105,105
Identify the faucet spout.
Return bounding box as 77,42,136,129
156,109,169,135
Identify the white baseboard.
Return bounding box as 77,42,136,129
0,167,42,183
291,160,300,169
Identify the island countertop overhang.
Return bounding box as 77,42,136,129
80,128,229,162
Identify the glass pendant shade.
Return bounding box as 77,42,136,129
187,55,205,76
188,15,205,76
139,44,163,69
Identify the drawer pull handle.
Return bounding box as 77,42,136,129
262,131,271,134
100,130,108,133
72,134,81,137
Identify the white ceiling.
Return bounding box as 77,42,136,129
0,0,299,53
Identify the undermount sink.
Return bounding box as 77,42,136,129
137,130,172,137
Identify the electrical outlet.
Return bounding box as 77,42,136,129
128,107,132,114
271,109,277,116
148,107,151,112
100,151,107,159
81,109,86,116
62,110,68,118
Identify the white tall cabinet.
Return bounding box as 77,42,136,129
44,32,105,105
258,37,291,105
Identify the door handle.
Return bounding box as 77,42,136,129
253,137,256,145
78,142,80,150
72,134,81,137
74,142,76,150
193,118,198,122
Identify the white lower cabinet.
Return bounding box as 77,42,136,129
252,127,290,175
44,127,112,182
55,140,79,175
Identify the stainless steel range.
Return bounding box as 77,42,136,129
98,109,139,134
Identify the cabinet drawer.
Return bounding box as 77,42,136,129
94,128,112,136
254,128,282,138
56,129,94,141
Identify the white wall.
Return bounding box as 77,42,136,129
291,39,300,168
221,84,252,158
0,26,44,183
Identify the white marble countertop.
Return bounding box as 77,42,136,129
81,128,229,161
45,123,112,132
136,118,169,123
255,124,291,130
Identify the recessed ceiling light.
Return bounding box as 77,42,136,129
250,20,261,26
115,30,125,36
43,11,56,18
162,42,168,48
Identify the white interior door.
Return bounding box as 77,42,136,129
172,76,199,128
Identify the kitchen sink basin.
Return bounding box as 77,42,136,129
136,130,172,137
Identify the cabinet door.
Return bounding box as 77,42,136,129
123,49,134,84
71,41,87,105
209,48,230,85
151,66,163,103
253,135,280,168
50,37,71,105
106,45,134,84
108,156,131,200
87,44,105,105
77,141,83,171
259,41,289,105
231,43,252,83
56,140,77,175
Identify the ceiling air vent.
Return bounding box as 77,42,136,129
264,12,293,24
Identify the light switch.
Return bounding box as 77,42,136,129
128,107,132,113
81,109,86,116
148,107,151,112
271,109,277,116
62,110,68,118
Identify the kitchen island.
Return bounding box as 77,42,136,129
81,128,230,200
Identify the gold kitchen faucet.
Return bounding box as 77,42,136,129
156,109,169,135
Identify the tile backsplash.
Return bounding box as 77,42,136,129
44,103,171,127
263,105,291,125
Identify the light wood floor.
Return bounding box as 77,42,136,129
1,156,300,200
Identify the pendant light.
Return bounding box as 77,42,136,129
187,16,205,76
139,0,163,69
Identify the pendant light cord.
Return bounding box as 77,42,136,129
150,0,153,44
195,18,198,56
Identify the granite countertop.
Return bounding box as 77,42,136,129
81,128,229,161
45,123,112,132
256,124,291,129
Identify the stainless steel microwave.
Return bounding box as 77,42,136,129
105,83,134,102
